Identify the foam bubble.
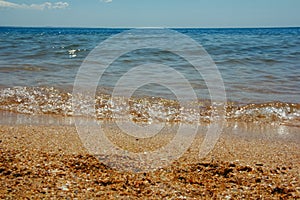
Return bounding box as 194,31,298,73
0,87,299,124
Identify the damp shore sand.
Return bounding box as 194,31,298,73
0,120,299,199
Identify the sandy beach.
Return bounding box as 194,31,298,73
0,118,299,199
1,2,300,199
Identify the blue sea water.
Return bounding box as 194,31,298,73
0,27,299,123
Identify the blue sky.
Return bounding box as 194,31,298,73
0,0,299,28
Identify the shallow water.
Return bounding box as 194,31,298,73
0,87,299,124
0,27,299,124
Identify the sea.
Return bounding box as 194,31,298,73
0,27,299,125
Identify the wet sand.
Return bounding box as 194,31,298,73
0,120,299,199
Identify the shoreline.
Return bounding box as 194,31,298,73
0,119,299,198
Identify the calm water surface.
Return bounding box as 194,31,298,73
0,27,299,123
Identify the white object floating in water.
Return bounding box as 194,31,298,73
68,49,76,54
68,49,77,58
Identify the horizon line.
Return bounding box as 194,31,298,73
0,25,300,29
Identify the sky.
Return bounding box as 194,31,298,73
0,0,299,28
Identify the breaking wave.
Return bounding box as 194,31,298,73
0,87,299,124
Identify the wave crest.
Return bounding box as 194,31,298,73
0,87,299,124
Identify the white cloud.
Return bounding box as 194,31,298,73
0,0,69,10
101,0,112,3
0,0,22,9
52,2,69,9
